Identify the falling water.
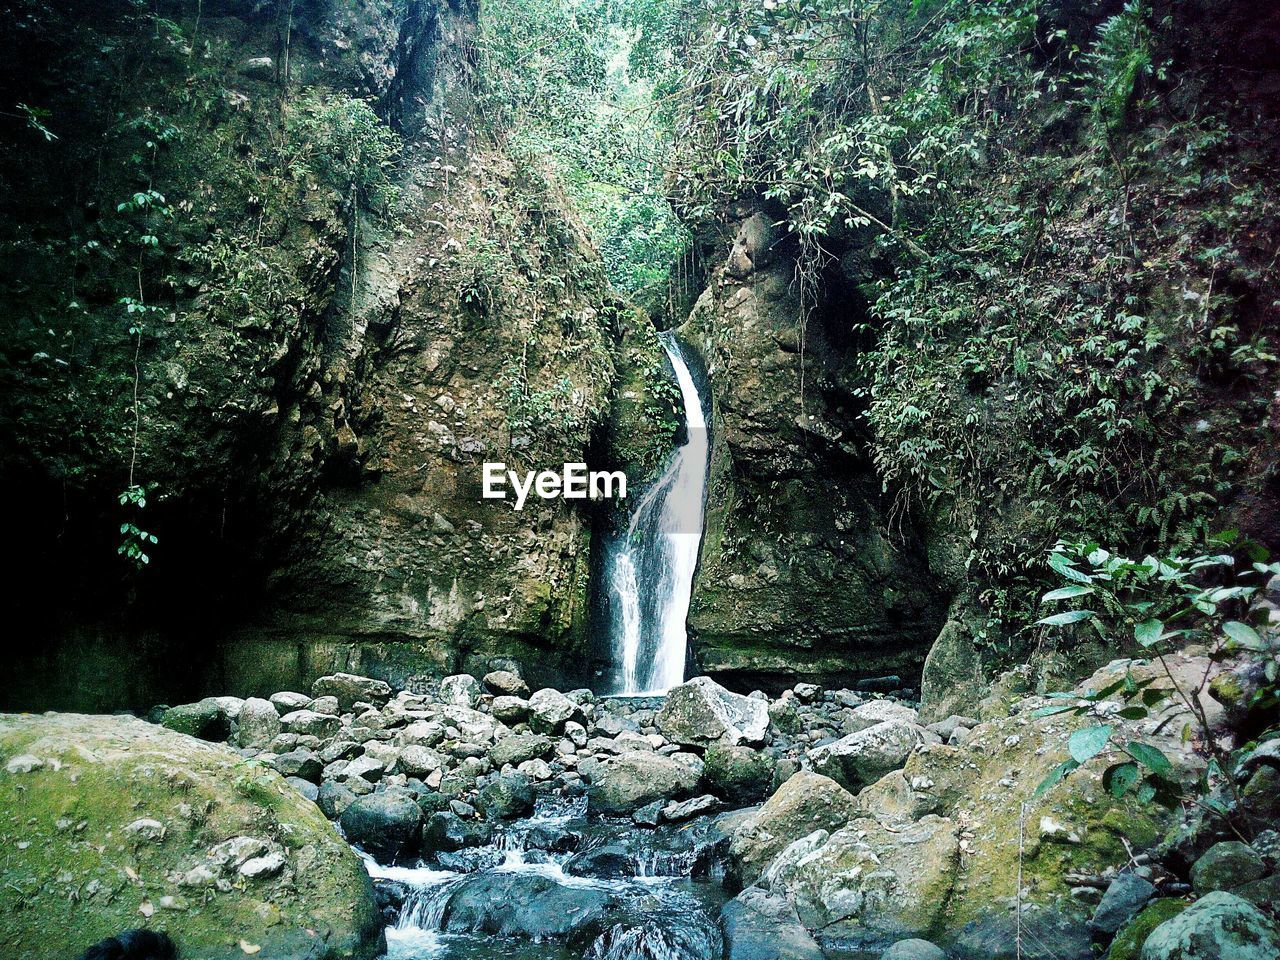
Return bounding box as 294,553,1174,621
603,332,710,695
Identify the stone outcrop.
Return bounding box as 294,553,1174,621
0,713,382,960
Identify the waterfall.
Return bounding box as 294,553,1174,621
603,332,710,695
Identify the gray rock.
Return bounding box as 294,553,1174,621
587,750,702,815
279,709,341,739
317,780,357,819
528,688,576,733
236,697,282,749
339,793,423,863
662,794,723,822
398,745,445,777
490,733,551,768
308,695,340,716
491,695,529,723
238,56,275,80
312,673,392,711
439,674,481,708
728,771,858,886
720,887,824,960
423,811,493,852
444,872,615,941
476,771,534,819
343,755,385,782
285,776,319,802
657,676,770,747
160,701,229,741
483,670,529,697
841,700,919,736
269,691,310,712
1089,872,1155,936
1191,841,1266,894
1140,891,1280,960
704,742,778,804
272,748,322,782
807,719,921,792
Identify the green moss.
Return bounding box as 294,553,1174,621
1105,898,1190,960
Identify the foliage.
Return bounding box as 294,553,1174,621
284,94,401,212
1031,540,1280,824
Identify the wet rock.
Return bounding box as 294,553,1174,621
444,872,616,942
340,793,423,863
1191,840,1266,894
317,780,357,819
881,940,947,960
587,750,702,815
720,886,823,960
662,794,722,823
728,771,858,885
236,697,282,749
704,742,777,804
807,719,921,792
1139,891,1280,960
312,673,392,711
476,771,534,819
423,811,493,852
657,676,769,747
566,843,638,879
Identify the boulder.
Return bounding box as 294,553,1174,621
236,697,282,749
490,733,552,768
587,750,702,815
476,772,534,819
443,872,615,943
657,676,769,747
0,713,382,959
312,673,392,711
704,742,777,804
491,695,529,723
728,771,858,885
271,748,322,782
1140,891,1280,960
270,691,311,712
398,745,445,777
841,700,920,736
423,811,493,853
1190,841,1266,894
528,687,577,733
279,709,341,739
160,700,229,741
317,780,358,820
807,719,921,792
1089,872,1155,936
662,794,722,823
483,670,529,697
764,815,960,951
439,674,481,708
720,887,824,960
339,793,423,863
1107,899,1189,960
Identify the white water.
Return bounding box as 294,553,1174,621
604,332,710,695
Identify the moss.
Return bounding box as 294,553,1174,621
1105,898,1190,960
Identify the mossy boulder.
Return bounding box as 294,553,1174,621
0,713,383,960
1105,898,1189,960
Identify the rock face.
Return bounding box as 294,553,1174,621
657,676,770,747
0,713,382,959
1139,891,1280,960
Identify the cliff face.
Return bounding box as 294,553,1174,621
0,0,673,708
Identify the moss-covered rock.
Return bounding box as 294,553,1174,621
0,713,382,960
1105,899,1190,960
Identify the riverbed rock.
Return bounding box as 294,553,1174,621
1190,840,1266,894
704,742,778,804
476,771,534,819
841,699,920,735
423,811,493,852
587,749,702,814
490,732,551,767
881,940,947,960
1089,872,1155,936
279,708,341,739
1139,891,1280,960
0,712,382,959
657,676,769,747
160,700,230,740
439,674,482,707
444,872,616,943
491,695,529,722
339,793,423,863
720,886,824,960
807,718,922,792
483,670,529,696
728,771,858,885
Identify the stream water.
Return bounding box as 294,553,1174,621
366,794,730,960
600,332,711,695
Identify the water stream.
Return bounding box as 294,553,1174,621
601,332,711,695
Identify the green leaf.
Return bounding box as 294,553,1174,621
1037,609,1096,627
1068,725,1113,764
1033,758,1080,798
1223,621,1265,651
1116,706,1148,720
1134,619,1163,647
1043,585,1094,602
1032,703,1079,718
1126,741,1172,774
1141,687,1170,706
1103,761,1139,797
